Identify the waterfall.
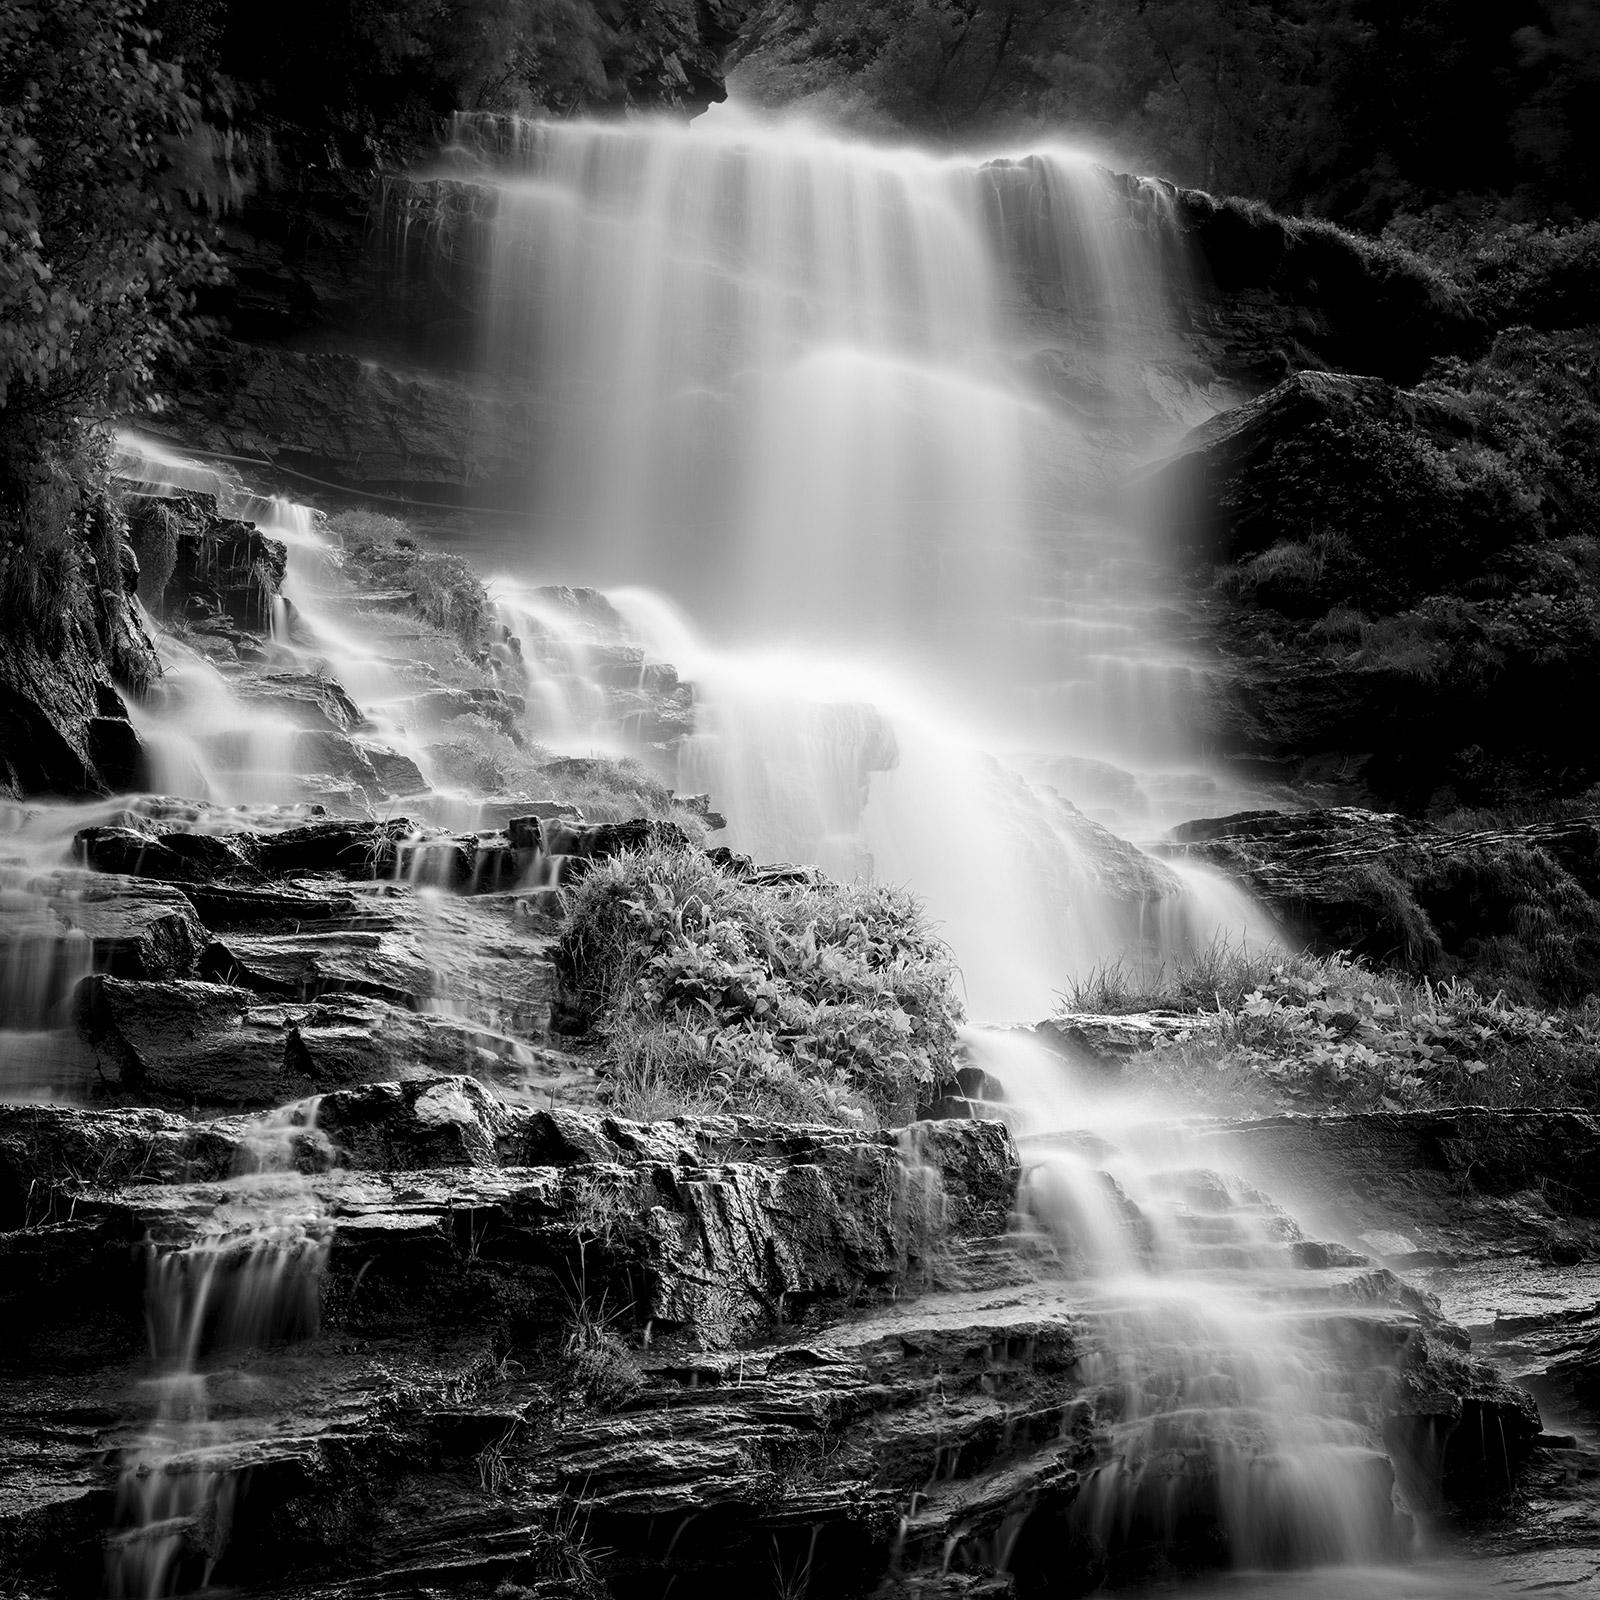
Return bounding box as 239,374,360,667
405,107,1264,1021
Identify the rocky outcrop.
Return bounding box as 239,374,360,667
127,490,288,632
0,502,158,799
0,1081,1545,1600
151,344,542,500
1203,1107,1600,1269
1162,807,1600,1001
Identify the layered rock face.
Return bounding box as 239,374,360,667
0,1076,1555,1599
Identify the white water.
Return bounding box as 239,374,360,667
412,108,1264,1020
108,1102,332,1599
968,1026,1412,1576
0,103,1525,1600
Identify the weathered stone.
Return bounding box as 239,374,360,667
4,875,208,983
74,824,255,885
72,980,513,1108
231,671,367,734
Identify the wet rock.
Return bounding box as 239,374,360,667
400,686,522,734
1205,1108,1600,1266
536,816,694,865
180,883,358,927
1384,1327,1543,1508
0,639,151,801
232,671,367,734
72,980,512,1109
362,742,428,796
253,818,420,877
129,491,288,631
74,824,256,885
74,976,303,1105
199,929,435,1009
502,803,582,848
284,730,428,799
6,876,208,983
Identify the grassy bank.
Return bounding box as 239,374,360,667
1063,941,1600,1117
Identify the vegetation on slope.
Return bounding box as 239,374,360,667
0,2,217,633
1061,942,1600,1116
559,843,963,1126
1194,223,1600,810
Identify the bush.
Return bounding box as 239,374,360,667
560,844,963,1127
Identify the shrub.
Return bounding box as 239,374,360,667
560,844,963,1127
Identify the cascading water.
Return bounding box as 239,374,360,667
968,1027,1413,1580
405,108,1266,1021
387,107,1458,1587
108,1102,332,1599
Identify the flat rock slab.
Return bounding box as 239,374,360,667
72,980,524,1110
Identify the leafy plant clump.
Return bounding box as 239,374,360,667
559,844,964,1127
1075,943,1600,1117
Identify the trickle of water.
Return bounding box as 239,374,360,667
107,1101,333,1600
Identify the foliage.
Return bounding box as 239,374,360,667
0,1,220,657
0,0,220,428
738,1,1600,224
151,0,730,170
560,844,963,1126
1208,236,1600,808
1071,943,1600,1116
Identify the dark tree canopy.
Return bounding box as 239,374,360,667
735,1,1600,224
